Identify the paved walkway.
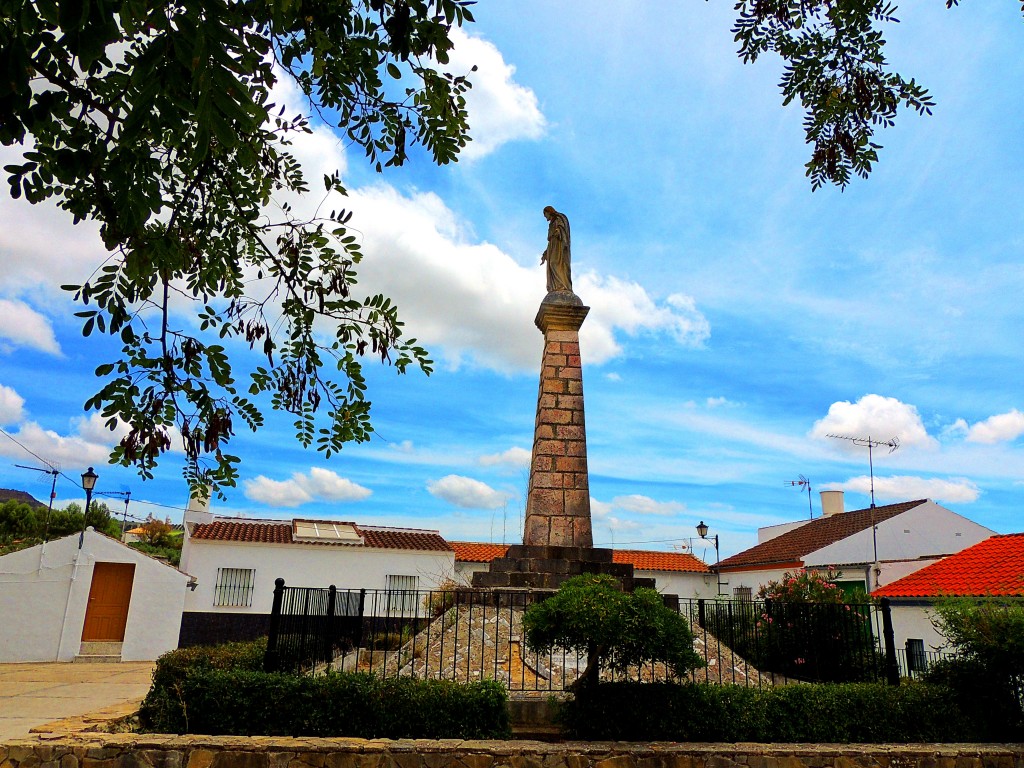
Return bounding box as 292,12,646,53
0,662,154,740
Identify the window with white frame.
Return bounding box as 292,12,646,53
386,574,418,614
733,586,753,601
214,567,255,607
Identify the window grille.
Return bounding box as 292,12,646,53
214,567,255,607
386,574,418,613
733,586,753,601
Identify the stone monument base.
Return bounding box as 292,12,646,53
470,545,655,593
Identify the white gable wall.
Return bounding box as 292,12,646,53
183,539,455,615
806,502,993,588
0,529,189,662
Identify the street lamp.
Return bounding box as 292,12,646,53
80,467,98,545
696,521,724,597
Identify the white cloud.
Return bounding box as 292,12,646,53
831,475,980,504
610,494,686,516
0,385,25,425
72,412,187,455
0,420,111,466
345,185,710,372
0,299,61,355
244,468,372,507
448,29,546,159
590,497,613,519
389,440,416,454
479,446,531,468
963,409,1024,444
810,394,937,450
427,474,512,509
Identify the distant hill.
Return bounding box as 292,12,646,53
0,489,46,508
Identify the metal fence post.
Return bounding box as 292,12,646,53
325,585,337,666
356,587,366,648
697,598,706,629
880,597,900,685
264,577,285,672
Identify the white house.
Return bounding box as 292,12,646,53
0,528,189,662
717,492,994,598
873,532,1024,668
178,510,455,646
450,542,719,599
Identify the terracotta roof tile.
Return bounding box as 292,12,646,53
613,549,709,573
718,500,928,570
450,542,508,562
357,525,451,552
192,520,292,543
873,533,1024,598
450,542,708,573
192,519,451,552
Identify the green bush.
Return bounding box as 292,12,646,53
923,598,1024,741
138,638,266,731
143,668,510,738
560,681,971,742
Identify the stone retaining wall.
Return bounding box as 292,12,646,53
2,735,1023,768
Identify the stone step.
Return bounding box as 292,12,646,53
73,653,123,663
75,641,123,662
79,641,123,655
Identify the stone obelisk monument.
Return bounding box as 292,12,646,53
472,207,648,593
522,205,592,547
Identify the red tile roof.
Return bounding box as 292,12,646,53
613,549,709,573
873,533,1024,598
449,542,708,573
718,500,928,571
451,542,508,562
191,519,451,552
192,520,292,544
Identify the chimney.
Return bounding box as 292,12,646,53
820,490,845,517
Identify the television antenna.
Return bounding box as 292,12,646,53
15,461,60,538
826,434,899,509
784,474,813,519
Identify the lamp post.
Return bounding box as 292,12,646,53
80,467,98,546
696,520,723,597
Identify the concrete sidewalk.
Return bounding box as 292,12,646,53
0,662,154,740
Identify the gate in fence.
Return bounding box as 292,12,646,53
263,578,905,689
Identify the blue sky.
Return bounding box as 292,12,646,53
1,1,1022,560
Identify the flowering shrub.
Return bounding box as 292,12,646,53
758,567,849,603
703,569,883,683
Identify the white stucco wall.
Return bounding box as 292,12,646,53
806,502,993,588
887,602,948,654
181,539,456,615
0,529,188,662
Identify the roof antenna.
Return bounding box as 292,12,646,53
784,474,813,519
826,434,900,508
15,460,60,569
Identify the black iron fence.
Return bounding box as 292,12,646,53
262,579,929,689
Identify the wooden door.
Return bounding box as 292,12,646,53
82,562,136,642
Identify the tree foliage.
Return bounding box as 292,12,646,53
0,498,121,552
923,598,1024,738
1,0,473,494
522,574,704,690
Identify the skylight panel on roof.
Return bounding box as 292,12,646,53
293,520,362,542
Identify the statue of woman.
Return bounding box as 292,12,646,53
541,205,572,293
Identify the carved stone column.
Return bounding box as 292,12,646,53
522,293,593,548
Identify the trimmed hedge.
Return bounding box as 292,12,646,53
138,639,510,738
168,671,510,738
138,639,268,731
560,681,970,742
